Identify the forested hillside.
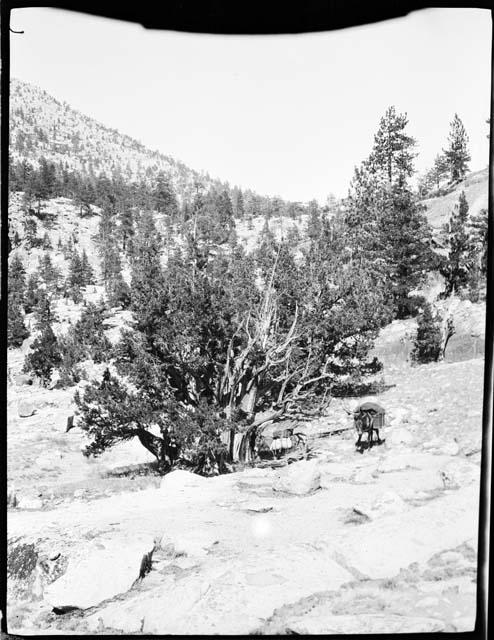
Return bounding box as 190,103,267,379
8,90,488,475
9,78,315,222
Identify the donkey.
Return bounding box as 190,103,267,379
354,408,382,451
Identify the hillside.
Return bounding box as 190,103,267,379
421,167,488,233
9,78,225,202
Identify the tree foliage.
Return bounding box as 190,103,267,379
23,293,62,386
411,303,443,364
443,114,471,182
441,191,475,295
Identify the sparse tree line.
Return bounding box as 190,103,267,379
7,106,488,474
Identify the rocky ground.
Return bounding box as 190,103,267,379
6,342,484,634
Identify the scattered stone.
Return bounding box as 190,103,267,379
53,606,81,615
18,401,36,418
243,504,274,514
273,460,321,495
344,508,371,525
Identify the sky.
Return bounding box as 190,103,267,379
10,7,492,204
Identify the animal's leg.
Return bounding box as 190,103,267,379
375,427,381,444
356,433,362,447
369,417,375,449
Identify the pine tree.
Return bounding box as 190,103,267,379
39,253,61,293
25,273,41,313
368,106,417,187
306,200,322,240
8,254,27,303
24,293,61,386
68,250,83,288
97,205,125,303
12,231,21,249
233,187,245,219
443,114,471,182
22,217,40,249
432,154,449,190
346,152,436,318
130,210,163,315
118,206,134,253
442,191,475,295
80,249,96,285
411,303,443,364
469,208,488,277
153,172,178,217
8,298,29,348
59,302,112,386
41,232,52,250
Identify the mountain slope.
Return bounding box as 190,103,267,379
421,168,488,232
9,78,226,202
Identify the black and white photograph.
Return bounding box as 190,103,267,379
4,4,492,635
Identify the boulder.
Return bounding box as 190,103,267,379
17,401,36,418
440,440,460,456
44,536,155,609
13,374,33,387
273,460,321,495
159,469,206,493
